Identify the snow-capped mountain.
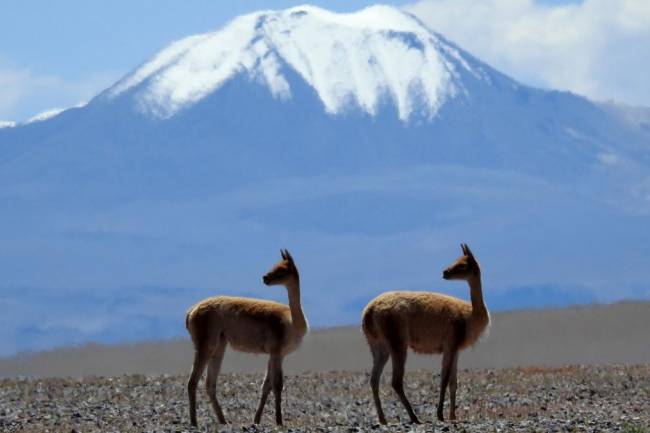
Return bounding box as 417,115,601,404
0,5,649,356
107,5,477,121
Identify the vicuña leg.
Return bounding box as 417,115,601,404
369,344,389,425
270,354,284,425
390,344,420,424
254,357,274,424
188,347,209,427
205,339,227,424
448,352,459,421
437,349,456,422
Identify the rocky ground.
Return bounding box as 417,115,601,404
1,364,648,432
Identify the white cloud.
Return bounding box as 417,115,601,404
405,0,650,106
0,58,117,121
0,120,16,128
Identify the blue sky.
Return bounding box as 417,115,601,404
5,0,649,123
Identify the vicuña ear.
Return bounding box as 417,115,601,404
280,249,287,259
464,244,476,261
284,249,294,264
461,243,467,255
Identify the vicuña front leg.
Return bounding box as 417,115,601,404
254,359,273,423
448,352,459,421
437,349,456,422
270,354,284,425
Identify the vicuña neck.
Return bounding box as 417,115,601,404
468,274,487,318
285,278,307,334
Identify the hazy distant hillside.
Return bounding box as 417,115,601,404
1,5,649,356
2,302,648,378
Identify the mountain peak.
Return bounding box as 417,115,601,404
106,5,488,121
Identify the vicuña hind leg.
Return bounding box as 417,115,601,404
187,348,209,427
369,345,389,425
390,344,420,424
205,339,227,424
254,357,274,424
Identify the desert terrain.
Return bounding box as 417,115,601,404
1,365,648,432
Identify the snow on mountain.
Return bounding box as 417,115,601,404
107,5,486,120
0,5,649,356
26,107,66,124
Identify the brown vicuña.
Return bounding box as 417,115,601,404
185,249,307,427
362,244,489,424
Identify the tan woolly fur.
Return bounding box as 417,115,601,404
185,249,307,427
362,243,490,424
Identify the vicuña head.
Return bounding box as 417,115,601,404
442,243,480,281
263,249,299,286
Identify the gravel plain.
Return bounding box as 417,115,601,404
1,364,648,433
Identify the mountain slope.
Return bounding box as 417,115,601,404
0,5,649,356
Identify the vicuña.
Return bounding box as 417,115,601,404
185,249,307,426
362,244,489,424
